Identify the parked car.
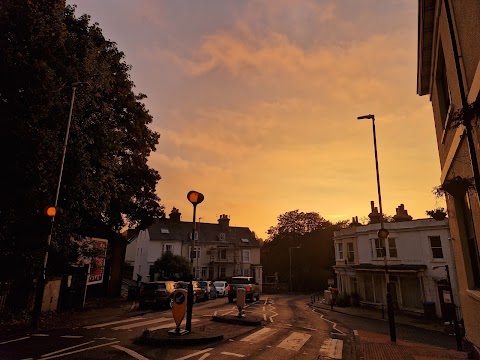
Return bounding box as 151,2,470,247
175,281,206,303
213,281,228,297
227,276,261,303
198,280,217,300
138,281,176,309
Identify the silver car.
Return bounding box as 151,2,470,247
213,281,228,297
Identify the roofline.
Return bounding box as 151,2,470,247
417,0,436,96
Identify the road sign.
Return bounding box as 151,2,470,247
169,289,188,335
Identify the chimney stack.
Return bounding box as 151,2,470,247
368,201,382,224
218,214,230,228
393,204,413,222
169,207,181,222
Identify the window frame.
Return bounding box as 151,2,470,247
242,249,250,263
336,243,344,260
429,236,444,259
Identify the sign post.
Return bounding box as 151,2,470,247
169,289,188,335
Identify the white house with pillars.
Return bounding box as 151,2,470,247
333,204,460,319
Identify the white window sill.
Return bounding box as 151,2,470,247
466,289,480,302
431,259,446,263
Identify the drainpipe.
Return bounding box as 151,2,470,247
443,0,480,204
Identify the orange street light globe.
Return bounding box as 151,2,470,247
187,191,204,205
377,228,389,239
44,206,56,217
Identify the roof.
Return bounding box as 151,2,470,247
146,219,260,247
417,0,436,96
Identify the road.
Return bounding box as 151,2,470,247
0,294,352,360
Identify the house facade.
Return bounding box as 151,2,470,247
125,209,262,288
333,205,458,319
418,0,480,351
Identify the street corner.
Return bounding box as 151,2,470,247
212,314,263,326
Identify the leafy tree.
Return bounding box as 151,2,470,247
153,252,190,280
266,210,330,242
0,0,164,303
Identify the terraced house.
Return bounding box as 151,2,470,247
125,208,262,288
418,0,480,354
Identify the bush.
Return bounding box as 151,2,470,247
351,292,361,306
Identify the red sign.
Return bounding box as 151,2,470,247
87,238,108,285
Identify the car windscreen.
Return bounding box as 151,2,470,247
231,278,254,284
213,282,224,287
144,283,166,291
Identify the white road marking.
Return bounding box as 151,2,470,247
269,311,278,322
111,344,150,360
31,334,49,337
148,319,199,331
0,336,30,345
198,354,211,360
95,337,116,340
174,348,214,360
84,317,145,329
263,314,267,321
319,338,343,359
59,335,83,339
240,327,275,343
353,329,358,336
221,352,245,357
277,332,311,352
112,317,170,330
263,306,265,311
311,308,346,335
130,302,137,311
214,311,217,316
40,341,96,357
41,341,119,360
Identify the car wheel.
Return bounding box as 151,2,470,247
169,298,174,309
255,294,260,301
193,294,197,304
138,301,145,310
228,295,234,303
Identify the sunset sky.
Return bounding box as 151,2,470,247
69,0,444,238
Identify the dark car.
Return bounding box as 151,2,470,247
198,280,218,300
227,276,261,303
175,281,206,303
138,281,176,309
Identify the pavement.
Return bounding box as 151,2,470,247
310,298,473,360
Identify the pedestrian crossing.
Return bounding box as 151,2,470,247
83,316,199,332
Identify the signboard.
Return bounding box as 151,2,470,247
87,238,108,285
169,289,188,335
443,290,452,304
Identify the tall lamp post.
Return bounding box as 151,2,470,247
31,81,89,330
433,265,462,350
186,190,204,332
289,246,301,292
358,114,396,342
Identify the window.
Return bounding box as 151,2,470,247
347,243,354,263
218,233,226,241
459,193,480,288
189,246,200,259
429,236,444,259
388,238,397,258
243,268,250,276
436,41,451,127
241,238,249,243
242,250,250,263
189,231,199,240
336,243,344,260
374,238,385,258
219,249,227,260
220,267,226,277
201,267,207,278
162,243,173,253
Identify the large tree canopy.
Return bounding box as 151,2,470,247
153,252,191,281
0,0,164,281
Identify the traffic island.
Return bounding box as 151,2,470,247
212,314,263,326
133,323,224,347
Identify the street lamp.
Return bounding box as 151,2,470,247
31,81,90,330
289,246,301,292
186,190,204,332
433,264,462,350
358,114,397,342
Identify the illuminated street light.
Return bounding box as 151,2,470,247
358,113,397,342
185,190,204,332
31,82,90,329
